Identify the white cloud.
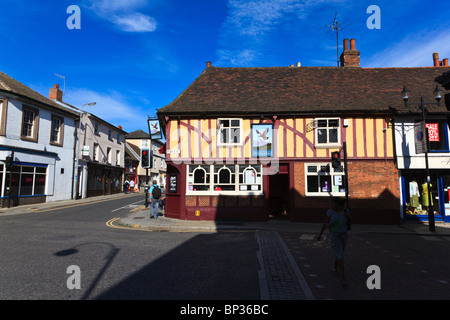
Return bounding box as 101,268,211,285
216,0,345,66
216,49,260,66
365,30,450,68
112,13,157,32
87,0,157,33
65,88,148,132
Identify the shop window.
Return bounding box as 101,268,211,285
315,118,340,148
404,172,440,217
213,165,235,191
4,165,47,197
217,118,242,146
186,164,262,195
305,163,345,196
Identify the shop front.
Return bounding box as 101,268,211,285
401,169,450,223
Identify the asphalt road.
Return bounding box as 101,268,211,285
0,195,260,300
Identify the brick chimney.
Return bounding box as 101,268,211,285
340,38,360,67
49,84,63,102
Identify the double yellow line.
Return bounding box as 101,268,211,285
105,217,151,232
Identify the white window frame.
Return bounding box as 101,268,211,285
217,118,243,147
106,147,111,164
314,118,341,148
186,164,263,196
93,143,99,161
116,150,120,166
304,162,346,197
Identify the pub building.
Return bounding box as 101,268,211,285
157,39,450,224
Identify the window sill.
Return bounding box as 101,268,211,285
217,143,244,148
315,143,341,149
20,136,38,143
305,192,346,197
186,191,264,196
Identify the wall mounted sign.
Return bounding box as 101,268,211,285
168,174,178,193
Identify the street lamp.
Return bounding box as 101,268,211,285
401,85,443,232
73,102,96,199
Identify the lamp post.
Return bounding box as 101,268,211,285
73,102,96,199
401,85,442,232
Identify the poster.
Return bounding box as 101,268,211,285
426,123,439,142
251,124,273,157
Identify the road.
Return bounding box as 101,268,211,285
2,194,450,304
0,195,260,300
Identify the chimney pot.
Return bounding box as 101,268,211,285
296,62,301,67
343,39,349,51
350,39,356,50
444,58,449,67
118,125,123,130
49,84,63,102
433,52,440,67
206,61,211,68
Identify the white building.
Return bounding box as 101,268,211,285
125,130,166,189
0,72,78,207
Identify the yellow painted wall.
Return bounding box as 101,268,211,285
166,117,394,160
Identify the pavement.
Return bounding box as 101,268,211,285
115,202,450,235
3,193,450,300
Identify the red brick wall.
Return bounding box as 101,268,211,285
292,160,400,224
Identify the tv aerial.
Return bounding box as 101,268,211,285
322,12,351,67
54,73,66,96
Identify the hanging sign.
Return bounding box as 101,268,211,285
148,118,163,140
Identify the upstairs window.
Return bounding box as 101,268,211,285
94,122,99,135
21,106,39,141
315,118,340,148
424,121,449,152
50,115,64,146
217,118,242,146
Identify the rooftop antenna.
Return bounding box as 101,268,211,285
54,73,66,97
321,12,351,67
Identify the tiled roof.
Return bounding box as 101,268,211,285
436,70,450,89
126,129,150,139
158,66,450,117
0,71,79,117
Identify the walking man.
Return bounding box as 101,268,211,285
149,180,162,219
129,179,135,193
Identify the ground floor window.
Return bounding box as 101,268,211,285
403,170,440,218
3,164,47,197
187,164,262,195
304,163,345,196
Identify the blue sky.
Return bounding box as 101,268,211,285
1,0,449,134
